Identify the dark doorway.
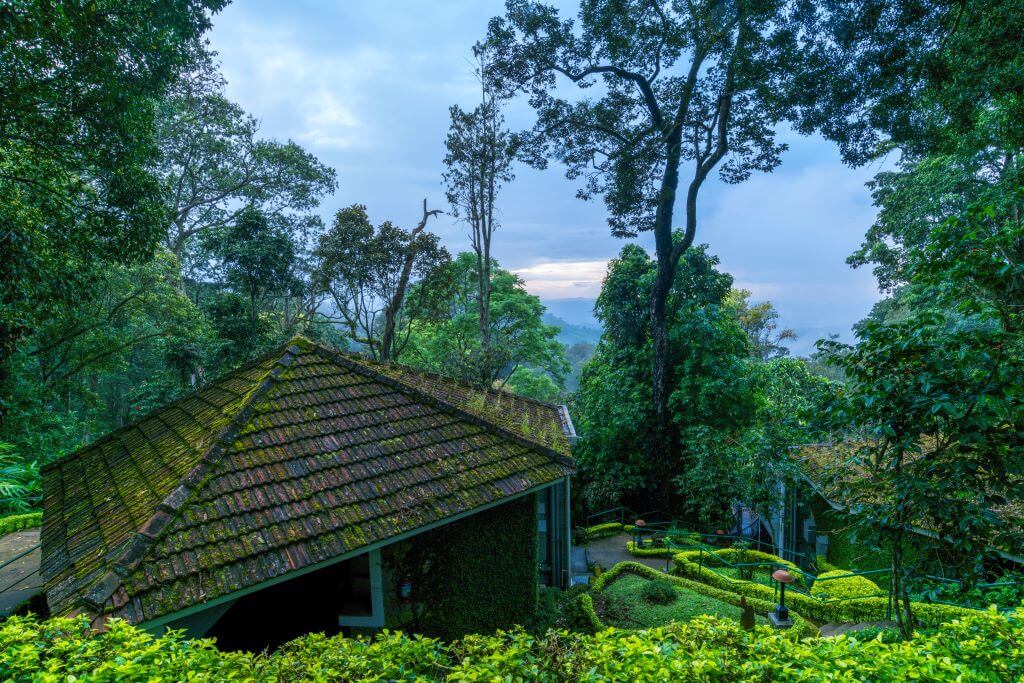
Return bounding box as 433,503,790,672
205,554,365,652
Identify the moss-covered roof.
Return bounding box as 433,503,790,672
40,337,573,626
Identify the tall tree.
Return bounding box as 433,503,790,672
574,243,760,520
405,252,568,389
216,206,298,336
822,192,1024,637
810,1,1024,290
480,0,821,467
443,52,517,373
726,289,796,360
0,0,225,418
313,203,449,363
154,55,336,276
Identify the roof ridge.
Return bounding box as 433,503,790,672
75,342,304,618
307,342,575,470
40,345,288,475
347,348,564,410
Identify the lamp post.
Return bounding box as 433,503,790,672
770,568,795,628
634,519,645,548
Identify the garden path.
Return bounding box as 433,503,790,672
586,533,668,572
0,529,42,615
818,621,897,637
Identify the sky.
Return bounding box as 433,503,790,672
208,0,884,356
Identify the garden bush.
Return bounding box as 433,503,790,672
0,512,42,536
592,561,818,637
640,579,677,605
673,550,979,626
2,608,1022,681
811,570,885,601
626,540,672,557
912,572,1024,611
581,522,623,541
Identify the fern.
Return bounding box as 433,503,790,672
0,443,42,515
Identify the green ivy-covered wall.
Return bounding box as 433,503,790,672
381,493,538,641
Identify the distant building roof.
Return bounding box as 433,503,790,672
41,337,574,627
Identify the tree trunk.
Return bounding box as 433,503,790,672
380,199,440,363
649,125,687,509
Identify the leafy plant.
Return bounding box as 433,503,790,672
0,444,40,515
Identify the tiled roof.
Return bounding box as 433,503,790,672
40,337,573,626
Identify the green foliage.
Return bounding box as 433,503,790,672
811,571,886,601
5,606,1023,681
501,366,562,402
157,54,337,267
573,244,754,521
0,444,39,515
0,512,42,536
590,561,817,639
627,541,673,558
726,289,797,360
912,573,1024,611
405,252,568,390
0,0,225,365
605,574,769,628
581,522,622,541
1,46,337,475
673,550,978,627
574,242,832,525
639,578,677,605
313,203,449,363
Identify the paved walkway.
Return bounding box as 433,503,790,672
0,529,42,615
819,620,896,637
585,533,669,572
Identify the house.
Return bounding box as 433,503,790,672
764,443,1024,572
40,337,575,650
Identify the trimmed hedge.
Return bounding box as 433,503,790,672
816,555,841,574
0,512,41,536
679,547,807,586
4,610,1022,681
581,522,623,541
811,570,885,601
626,540,672,557
673,550,979,626
592,561,818,638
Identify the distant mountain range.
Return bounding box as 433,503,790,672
541,298,599,328
542,311,602,349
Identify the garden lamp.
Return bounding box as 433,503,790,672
770,569,795,628
634,519,646,548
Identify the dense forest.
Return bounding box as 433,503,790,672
1,0,1023,650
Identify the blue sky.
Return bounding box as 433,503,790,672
208,0,883,355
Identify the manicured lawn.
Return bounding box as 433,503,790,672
598,574,767,629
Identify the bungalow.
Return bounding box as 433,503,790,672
40,337,575,650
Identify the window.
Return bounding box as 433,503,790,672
338,549,384,628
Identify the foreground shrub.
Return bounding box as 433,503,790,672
640,579,677,605
2,609,1022,682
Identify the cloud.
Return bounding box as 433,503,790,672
211,19,392,150
511,260,610,299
